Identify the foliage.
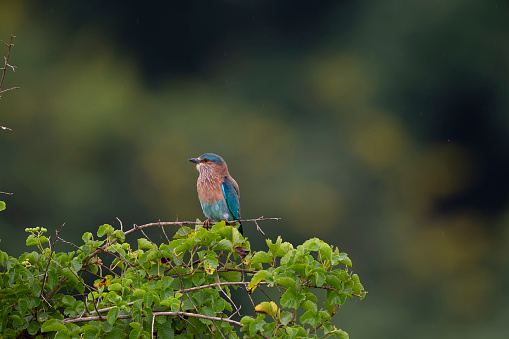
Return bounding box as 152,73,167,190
0,220,365,338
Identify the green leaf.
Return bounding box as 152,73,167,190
137,238,153,250
18,298,29,313
82,232,93,242
240,316,255,326
338,253,352,266
192,273,205,286
212,297,226,312
280,311,292,325
41,319,67,332
62,295,75,307
26,235,38,246
9,313,26,328
129,329,141,339
61,268,80,284
274,276,296,289
129,322,142,332
330,329,350,339
27,320,40,335
301,300,317,313
108,283,122,291
107,307,119,325
251,251,273,265
305,292,318,302
302,238,320,251
0,201,5,211
38,311,49,323
198,306,215,325
155,321,174,338
319,243,332,261
101,321,113,333
286,326,298,338
160,276,174,289
104,327,124,339
55,329,71,339
326,274,341,289
231,226,242,245
97,224,114,237
326,289,345,305
300,310,320,327
280,288,306,309
219,270,241,282
143,292,154,307
83,325,99,339
288,263,307,277
280,250,293,266
133,289,146,297
314,271,326,286
113,230,125,242
214,238,232,251
247,270,268,290
70,259,82,272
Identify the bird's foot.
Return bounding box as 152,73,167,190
203,218,211,230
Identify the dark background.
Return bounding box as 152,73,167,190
1,0,509,337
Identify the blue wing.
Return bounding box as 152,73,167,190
221,176,240,220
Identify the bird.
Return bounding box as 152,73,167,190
188,153,243,234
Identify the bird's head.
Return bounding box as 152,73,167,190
188,153,227,174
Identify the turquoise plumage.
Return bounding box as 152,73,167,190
221,176,241,221
189,153,243,234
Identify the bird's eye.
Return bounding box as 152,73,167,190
202,159,209,163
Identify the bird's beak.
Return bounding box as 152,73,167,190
188,158,200,164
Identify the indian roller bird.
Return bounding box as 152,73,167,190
188,153,243,234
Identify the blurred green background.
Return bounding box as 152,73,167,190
1,0,509,337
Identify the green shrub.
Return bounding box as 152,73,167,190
0,220,365,338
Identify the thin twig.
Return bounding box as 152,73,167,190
116,217,123,232
40,224,65,302
212,320,227,339
0,86,19,95
254,219,265,235
83,217,279,269
178,315,204,339
0,34,18,100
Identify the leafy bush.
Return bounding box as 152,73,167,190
0,220,365,339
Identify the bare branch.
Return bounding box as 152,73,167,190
177,281,250,294
64,311,243,327
83,217,280,265
0,34,18,100
0,86,19,95
116,217,123,232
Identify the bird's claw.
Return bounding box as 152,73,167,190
203,218,211,230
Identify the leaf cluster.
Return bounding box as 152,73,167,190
0,221,365,338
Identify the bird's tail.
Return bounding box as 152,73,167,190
238,221,243,235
